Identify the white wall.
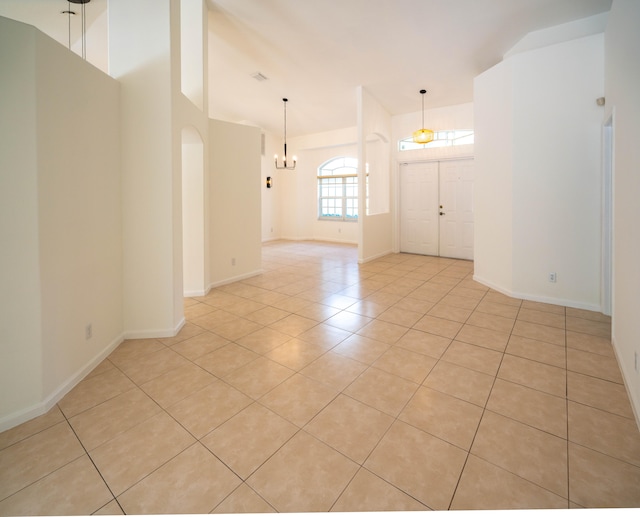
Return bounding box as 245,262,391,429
109,0,184,338
605,0,640,422
511,34,604,308
176,0,210,297
0,17,45,429
84,4,109,73
0,17,122,431
37,30,123,400
473,63,514,291
269,128,297,241
182,131,206,296
209,119,262,286
474,30,605,310
261,131,283,242
357,87,393,263
277,127,359,244
180,0,204,110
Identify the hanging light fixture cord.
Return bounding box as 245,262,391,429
68,2,71,50
275,98,297,170
283,98,288,164
67,0,90,60
413,89,434,145
62,2,75,51
78,0,86,59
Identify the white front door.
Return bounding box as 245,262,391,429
439,159,475,260
399,159,474,259
399,162,439,255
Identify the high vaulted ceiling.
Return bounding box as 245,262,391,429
1,0,612,137
206,0,612,136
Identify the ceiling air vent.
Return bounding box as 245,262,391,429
251,72,269,82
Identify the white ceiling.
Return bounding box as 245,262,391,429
0,0,612,137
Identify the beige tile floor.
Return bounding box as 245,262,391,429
2,240,640,514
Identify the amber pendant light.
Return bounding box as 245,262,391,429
413,89,434,145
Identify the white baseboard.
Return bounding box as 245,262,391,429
0,401,51,435
184,289,207,297
123,317,185,340
472,274,602,312
611,334,640,432
1,315,191,433
208,269,263,290
475,275,639,431
358,248,393,264
274,236,358,246
0,333,124,433
316,237,358,245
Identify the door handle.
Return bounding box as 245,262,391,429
439,212,445,215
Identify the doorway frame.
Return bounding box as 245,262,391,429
601,111,615,317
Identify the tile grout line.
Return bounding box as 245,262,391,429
445,282,512,510
565,305,572,507
215,246,624,508
6,243,629,513
60,407,126,515
326,259,462,512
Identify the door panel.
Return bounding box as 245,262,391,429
439,160,474,260
399,162,439,255
399,159,474,259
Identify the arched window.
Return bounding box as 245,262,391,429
398,130,474,151
317,157,358,221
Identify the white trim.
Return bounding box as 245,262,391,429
123,317,185,340
279,234,315,241
358,248,393,264
0,401,52,435
473,274,602,312
601,112,614,316
184,289,207,297
398,155,475,165
395,146,475,165
314,237,358,245
207,269,263,290
611,335,640,432
0,333,124,433
275,236,359,246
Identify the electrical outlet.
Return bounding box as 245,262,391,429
548,272,557,283
231,257,236,266
85,324,92,340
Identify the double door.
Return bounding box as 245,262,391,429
399,159,474,260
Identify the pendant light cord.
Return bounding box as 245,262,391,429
67,2,71,50
81,0,86,60
283,99,288,161
275,98,296,169
64,1,87,60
